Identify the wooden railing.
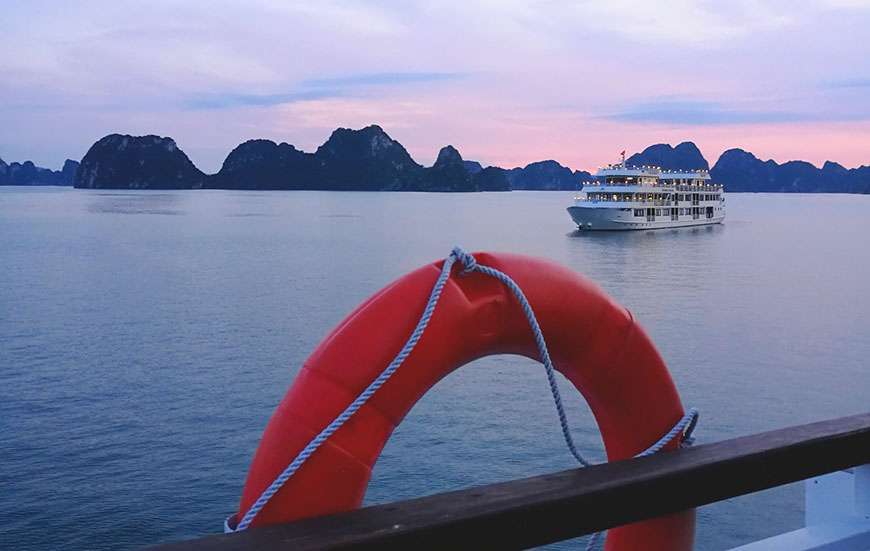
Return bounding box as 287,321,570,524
152,412,870,550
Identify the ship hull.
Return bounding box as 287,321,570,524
567,205,725,231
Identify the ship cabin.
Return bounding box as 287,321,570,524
578,164,725,222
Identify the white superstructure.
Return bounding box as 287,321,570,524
567,159,725,231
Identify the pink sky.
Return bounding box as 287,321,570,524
2,1,870,173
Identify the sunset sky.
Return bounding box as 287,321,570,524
3,0,870,173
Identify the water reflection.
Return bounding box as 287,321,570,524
87,192,185,215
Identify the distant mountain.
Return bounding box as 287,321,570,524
507,160,591,190
711,149,870,193
0,157,78,186
208,126,506,192
313,125,424,191
463,160,483,174
208,139,315,190
473,166,511,191
626,142,709,171
64,129,713,193
72,126,510,192
61,160,78,185
56,129,870,193
423,145,472,191
207,127,425,191
418,145,509,192
621,142,870,193
75,134,205,189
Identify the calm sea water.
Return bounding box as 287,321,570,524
2,187,869,550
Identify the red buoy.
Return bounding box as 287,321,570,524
234,251,694,550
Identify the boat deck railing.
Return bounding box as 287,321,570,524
580,182,724,191
152,412,870,550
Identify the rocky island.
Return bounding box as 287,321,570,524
626,142,870,194
0,158,79,186
71,125,580,192
712,149,870,193
2,124,859,193
75,134,205,189
627,142,709,171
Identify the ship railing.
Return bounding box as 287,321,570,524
581,183,723,192
152,412,870,551
577,200,676,207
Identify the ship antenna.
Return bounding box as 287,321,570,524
620,149,626,167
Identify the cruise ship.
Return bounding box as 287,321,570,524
567,155,725,230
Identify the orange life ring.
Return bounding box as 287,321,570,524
233,251,694,549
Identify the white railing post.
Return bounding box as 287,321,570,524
805,469,853,526
855,464,870,519
733,465,870,550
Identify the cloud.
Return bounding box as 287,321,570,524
606,99,815,125
824,78,870,88
561,1,794,45
302,72,465,88
264,1,405,36
4,1,870,169
815,0,870,9
185,90,346,110
185,72,466,110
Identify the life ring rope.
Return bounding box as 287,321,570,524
229,246,698,533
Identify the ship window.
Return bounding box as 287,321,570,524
655,209,661,216
634,209,644,216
